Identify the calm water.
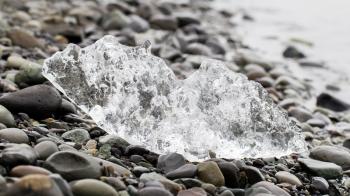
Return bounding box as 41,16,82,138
214,0,350,101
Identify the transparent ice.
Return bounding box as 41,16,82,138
42,35,307,160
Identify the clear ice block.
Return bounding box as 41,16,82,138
42,35,307,160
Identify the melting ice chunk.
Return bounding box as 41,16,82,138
42,35,307,160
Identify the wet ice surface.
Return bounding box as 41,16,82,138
43,35,307,160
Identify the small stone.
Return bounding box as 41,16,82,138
101,177,127,191
129,15,149,33
316,93,350,112
175,13,200,27
71,179,119,196
140,172,182,194
0,105,15,127
219,190,235,196
157,152,186,173
311,177,329,193
275,171,302,186
244,166,265,185
62,128,90,144
150,15,178,31
125,145,149,156
0,144,37,166
251,181,290,196
50,174,74,196
0,128,29,143
10,165,52,177
0,84,62,119
178,187,207,196
4,174,64,196
197,161,225,187
166,164,197,179
133,166,150,177
185,43,211,56
310,145,350,170
99,135,130,149
288,107,313,123
282,46,305,59
138,187,172,196
34,141,59,160
298,158,342,179
7,28,43,49
201,183,216,195
44,151,102,181
218,162,240,188
307,118,326,128
59,98,76,114
102,10,130,30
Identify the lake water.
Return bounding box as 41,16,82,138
214,0,350,102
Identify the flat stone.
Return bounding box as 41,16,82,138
166,164,197,179
157,152,186,173
34,141,59,160
0,84,62,119
44,151,102,181
129,15,149,33
298,158,342,179
316,93,350,112
275,171,302,186
251,181,290,196
71,179,119,196
99,135,130,149
150,15,178,31
7,28,43,49
0,144,37,166
101,177,127,191
140,172,182,194
0,128,29,143
62,128,90,144
288,107,313,123
139,187,172,196
10,165,52,177
283,46,305,59
0,105,15,127
310,145,350,170
197,161,225,187
218,162,240,188
178,187,207,196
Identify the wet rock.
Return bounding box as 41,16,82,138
157,152,186,173
0,128,29,143
244,166,265,185
185,43,211,56
62,128,90,144
197,161,225,187
71,179,119,196
140,172,182,194
0,144,37,166
7,28,43,49
59,99,76,115
10,165,52,177
317,93,350,112
251,181,290,196
94,157,131,176
298,158,342,179
166,164,197,179
4,174,64,196
275,171,302,186
288,107,313,123
133,166,150,177
129,15,149,33
150,15,178,31
34,140,59,160
138,187,172,196
102,10,130,30
0,84,62,119
218,162,240,188
311,177,329,193
175,13,200,27
343,138,350,149
282,46,305,59
44,151,102,181
178,187,207,196
0,105,15,127
309,145,350,170
50,174,74,196
125,145,149,156
99,135,130,149
101,177,126,191
219,190,235,196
